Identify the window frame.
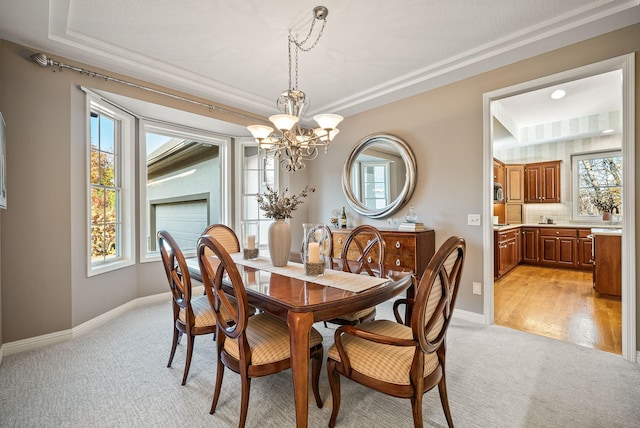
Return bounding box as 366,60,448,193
139,120,231,263
571,149,623,220
235,138,279,247
86,96,136,277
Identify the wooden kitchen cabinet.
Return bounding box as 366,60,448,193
593,233,621,297
493,158,505,188
331,228,435,277
539,228,577,268
524,160,561,203
576,229,593,270
521,227,539,264
494,228,520,278
505,164,524,203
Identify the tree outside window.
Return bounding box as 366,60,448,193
575,152,622,217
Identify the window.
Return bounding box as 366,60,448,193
139,121,230,261
88,97,135,276
236,140,277,246
572,151,622,219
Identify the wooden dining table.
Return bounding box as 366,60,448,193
186,253,413,428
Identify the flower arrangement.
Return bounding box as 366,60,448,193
593,191,620,213
256,185,316,219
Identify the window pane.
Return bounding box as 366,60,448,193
100,153,115,186
91,187,105,224
104,188,117,223
575,152,622,217
99,116,115,153
90,148,100,185
243,170,259,194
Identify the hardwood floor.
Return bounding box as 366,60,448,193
494,264,622,354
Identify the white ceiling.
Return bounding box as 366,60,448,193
1,0,639,135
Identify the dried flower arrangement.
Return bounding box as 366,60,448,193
593,191,620,213
256,185,316,220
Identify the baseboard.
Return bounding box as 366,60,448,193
453,308,485,324
2,291,173,358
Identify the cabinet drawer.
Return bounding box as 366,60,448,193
384,253,416,271
497,229,518,242
578,228,592,238
383,234,416,255
539,228,577,237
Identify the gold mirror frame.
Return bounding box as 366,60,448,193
341,133,417,219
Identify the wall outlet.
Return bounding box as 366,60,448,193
467,214,481,226
472,282,482,295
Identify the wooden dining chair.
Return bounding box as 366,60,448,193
202,223,241,254
325,225,385,326
197,235,324,428
158,229,220,385
326,236,466,428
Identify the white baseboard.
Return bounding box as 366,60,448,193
453,308,485,324
2,291,173,358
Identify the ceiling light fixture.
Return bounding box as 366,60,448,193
550,89,566,100
247,6,343,172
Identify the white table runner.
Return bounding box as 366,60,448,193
230,253,389,293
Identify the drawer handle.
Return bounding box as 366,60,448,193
395,241,401,249
367,256,372,263
367,239,371,245
338,238,343,244
395,259,401,266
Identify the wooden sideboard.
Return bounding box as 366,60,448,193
330,228,435,277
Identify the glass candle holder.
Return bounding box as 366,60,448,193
302,223,329,276
241,221,259,259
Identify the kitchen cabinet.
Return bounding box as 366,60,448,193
576,229,593,270
539,228,576,268
593,232,621,297
505,164,524,203
493,158,505,188
521,228,539,264
332,228,435,277
524,160,561,203
494,228,520,278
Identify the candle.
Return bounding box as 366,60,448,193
308,242,320,263
247,235,256,250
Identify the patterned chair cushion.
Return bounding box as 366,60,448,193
178,294,245,328
327,320,439,385
333,306,375,322
224,313,323,365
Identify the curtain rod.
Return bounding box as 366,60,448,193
30,52,263,123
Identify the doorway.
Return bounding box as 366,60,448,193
482,55,636,362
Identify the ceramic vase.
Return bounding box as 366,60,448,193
603,211,612,221
268,219,291,267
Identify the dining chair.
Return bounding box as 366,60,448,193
202,223,241,254
197,235,324,428
325,225,385,326
158,229,220,386
326,236,466,428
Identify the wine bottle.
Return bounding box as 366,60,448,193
341,206,347,229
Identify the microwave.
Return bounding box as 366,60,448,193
493,183,504,202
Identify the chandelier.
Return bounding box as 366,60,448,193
247,6,343,172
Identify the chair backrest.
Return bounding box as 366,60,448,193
158,230,193,309
201,224,240,254
411,236,465,355
340,225,385,277
197,235,249,339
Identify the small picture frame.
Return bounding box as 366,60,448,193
0,112,6,209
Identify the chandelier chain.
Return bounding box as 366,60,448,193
288,15,327,90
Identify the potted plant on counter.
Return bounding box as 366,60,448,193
593,191,620,221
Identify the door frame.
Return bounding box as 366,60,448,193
482,54,637,363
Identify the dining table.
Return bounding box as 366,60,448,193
186,252,413,428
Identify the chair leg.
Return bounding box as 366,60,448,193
438,375,454,427
181,333,195,386
239,376,251,428
327,359,341,427
210,359,225,414
410,393,423,428
311,346,323,408
167,327,180,368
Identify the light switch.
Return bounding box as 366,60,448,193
468,214,481,226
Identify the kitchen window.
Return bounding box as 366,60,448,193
572,150,622,219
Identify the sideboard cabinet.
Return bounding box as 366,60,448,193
331,228,435,277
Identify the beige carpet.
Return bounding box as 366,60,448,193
1,298,639,427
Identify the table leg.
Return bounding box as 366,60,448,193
288,311,314,428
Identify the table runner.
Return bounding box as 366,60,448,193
230,253,389,293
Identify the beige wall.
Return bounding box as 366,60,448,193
305,24,640,346
0,38,3,349
0,23,639,350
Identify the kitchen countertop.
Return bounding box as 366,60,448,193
591,227,623,236
493,223,622,231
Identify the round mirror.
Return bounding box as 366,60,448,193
342,133,416,219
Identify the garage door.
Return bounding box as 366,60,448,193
155,199,208,252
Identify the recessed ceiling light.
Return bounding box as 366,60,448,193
602,129,615,134
550,89,566,100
